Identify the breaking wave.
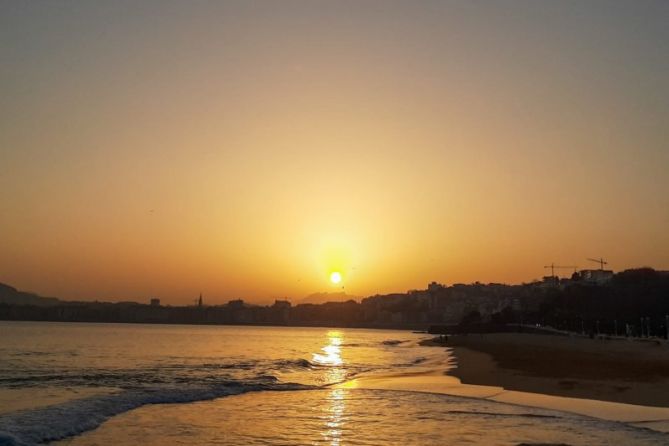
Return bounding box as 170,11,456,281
0,381,311,446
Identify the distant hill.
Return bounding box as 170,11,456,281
298,291,360,305
0,283,61,306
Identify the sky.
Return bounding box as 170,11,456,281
1,1,668,304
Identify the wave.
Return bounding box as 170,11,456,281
381,340,406,346
339,342,374,347
272,358,316,369
0,357,329,389
0,381,311,446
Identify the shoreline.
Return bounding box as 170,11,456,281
427,333,669,407
339,373,669,433
339,333,669,433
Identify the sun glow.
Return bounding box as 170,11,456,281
330,271,342,284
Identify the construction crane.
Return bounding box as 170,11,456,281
544,263,578,277
587,257,608,270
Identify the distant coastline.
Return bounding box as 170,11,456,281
2,268,669,339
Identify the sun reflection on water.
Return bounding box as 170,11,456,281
323,387,346,446
312,330,343,367
313,331,348,445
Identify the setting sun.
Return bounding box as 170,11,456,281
330,272,342,284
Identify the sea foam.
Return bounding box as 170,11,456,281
0,381,310,446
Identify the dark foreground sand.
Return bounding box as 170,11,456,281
423,333,669,407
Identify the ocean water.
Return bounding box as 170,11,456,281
0,321,666,446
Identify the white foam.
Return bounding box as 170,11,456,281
0,382,309,446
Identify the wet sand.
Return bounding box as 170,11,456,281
56,388,669,446
425,333,669,407
339,333,669,433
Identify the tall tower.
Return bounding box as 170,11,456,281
198,293,203,308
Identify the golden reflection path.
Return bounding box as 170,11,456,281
313,330,347,445
324,387,346,446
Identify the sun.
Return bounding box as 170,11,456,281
330,271,342,284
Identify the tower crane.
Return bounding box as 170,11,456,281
544,263,578,278
587,258,608,270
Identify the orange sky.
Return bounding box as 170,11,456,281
1,1,668,304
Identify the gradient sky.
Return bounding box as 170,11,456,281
1,1,668,304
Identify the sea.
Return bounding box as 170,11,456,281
0,321,667,445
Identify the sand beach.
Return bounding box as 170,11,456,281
340,333,669,433
428,333,669,407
